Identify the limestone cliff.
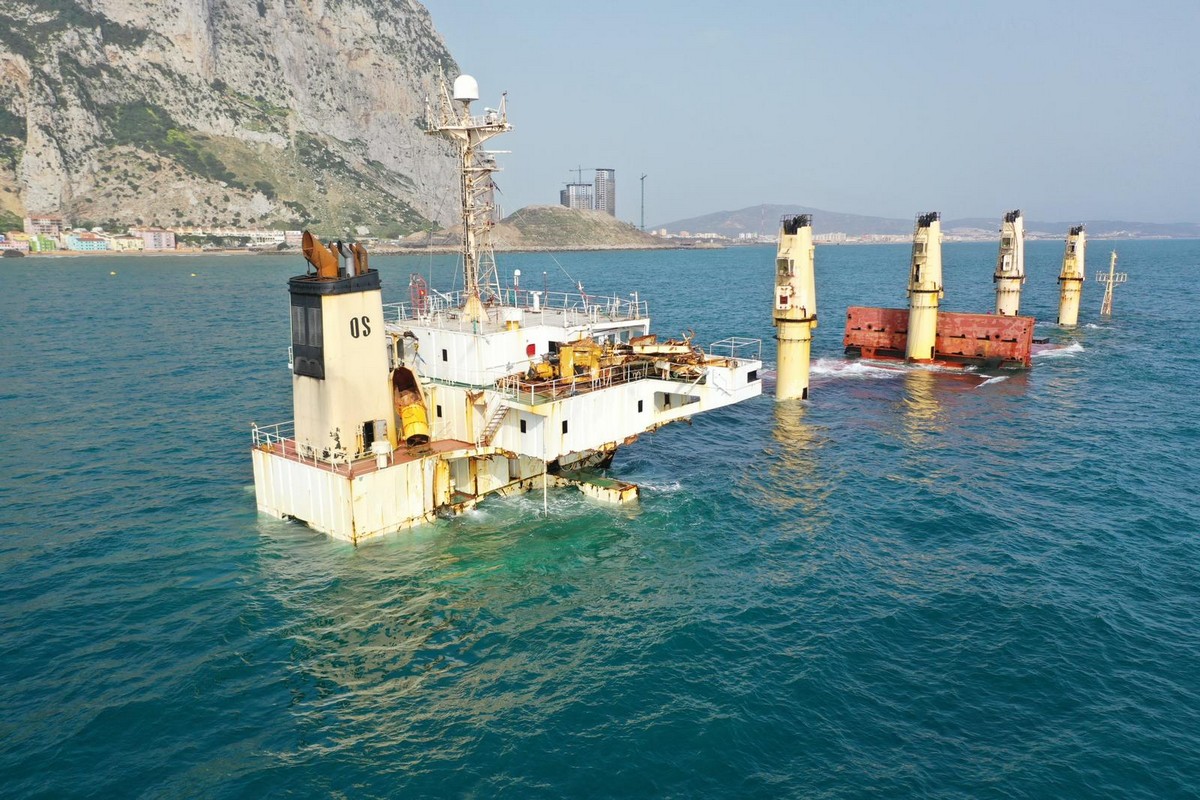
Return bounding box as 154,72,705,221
0,0,461,235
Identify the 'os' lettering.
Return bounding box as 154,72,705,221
349,316,371,338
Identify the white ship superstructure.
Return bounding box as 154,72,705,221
251,75,762,543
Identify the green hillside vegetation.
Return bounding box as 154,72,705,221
497,206,661,249
76,104,425,236
108,104,241,188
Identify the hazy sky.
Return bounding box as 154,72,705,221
424,0,1199,226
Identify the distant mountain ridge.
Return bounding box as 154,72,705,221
658,204,1200,239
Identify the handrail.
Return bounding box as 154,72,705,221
383,288,649,327
250,420,353,474
496,359,678,406
707,337,762,362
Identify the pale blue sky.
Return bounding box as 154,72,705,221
424,1,1199,226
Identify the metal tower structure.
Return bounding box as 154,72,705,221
426,74,511,323
1096,250,1127,317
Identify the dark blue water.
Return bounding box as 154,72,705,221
2,241,1199,798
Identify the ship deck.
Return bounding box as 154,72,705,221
253,428,476,478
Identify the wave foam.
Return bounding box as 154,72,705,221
1033,341,1085,359
976,375,1010,388
810,358,903,380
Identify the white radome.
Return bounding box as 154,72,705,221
452,74,479,102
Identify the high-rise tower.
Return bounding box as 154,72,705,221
560,183,594,210
594,168,616,216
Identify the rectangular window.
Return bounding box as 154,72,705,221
561,420,568,434
291,305,305,346
520,419,527,433
748,369,759,382
307,306,322,346
442,348,448,362
637,400,644,413
436,404,443,418
290,294,324,379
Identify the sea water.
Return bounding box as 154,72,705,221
2,240,1199,797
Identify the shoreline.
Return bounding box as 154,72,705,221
10,242,725,258
8,235,1194,260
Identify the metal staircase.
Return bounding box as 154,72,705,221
478,400,509,446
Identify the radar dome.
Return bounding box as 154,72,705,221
452,75,479,102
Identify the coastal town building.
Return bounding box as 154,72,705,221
23,215,65,237
0,233,30,252
130,228,176,250
106,234,145,252
814,232,848,244
65,232,109,251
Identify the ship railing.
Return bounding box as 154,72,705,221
250,420,353,474
251,420,293,449
707,337,762,362
383,289,648,328
432,112,509,130
496,360,664,406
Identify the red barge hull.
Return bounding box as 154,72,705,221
843,307,1035,370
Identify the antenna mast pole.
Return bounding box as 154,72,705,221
426,75,511,323
640,173,648,231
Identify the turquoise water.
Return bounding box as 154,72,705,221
2,241,1199,798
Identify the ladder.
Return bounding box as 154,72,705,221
478,400,509,446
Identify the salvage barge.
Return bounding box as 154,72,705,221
250,75,762,543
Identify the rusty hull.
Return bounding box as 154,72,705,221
843,306,1034,369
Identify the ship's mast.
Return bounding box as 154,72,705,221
427,74,511,323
